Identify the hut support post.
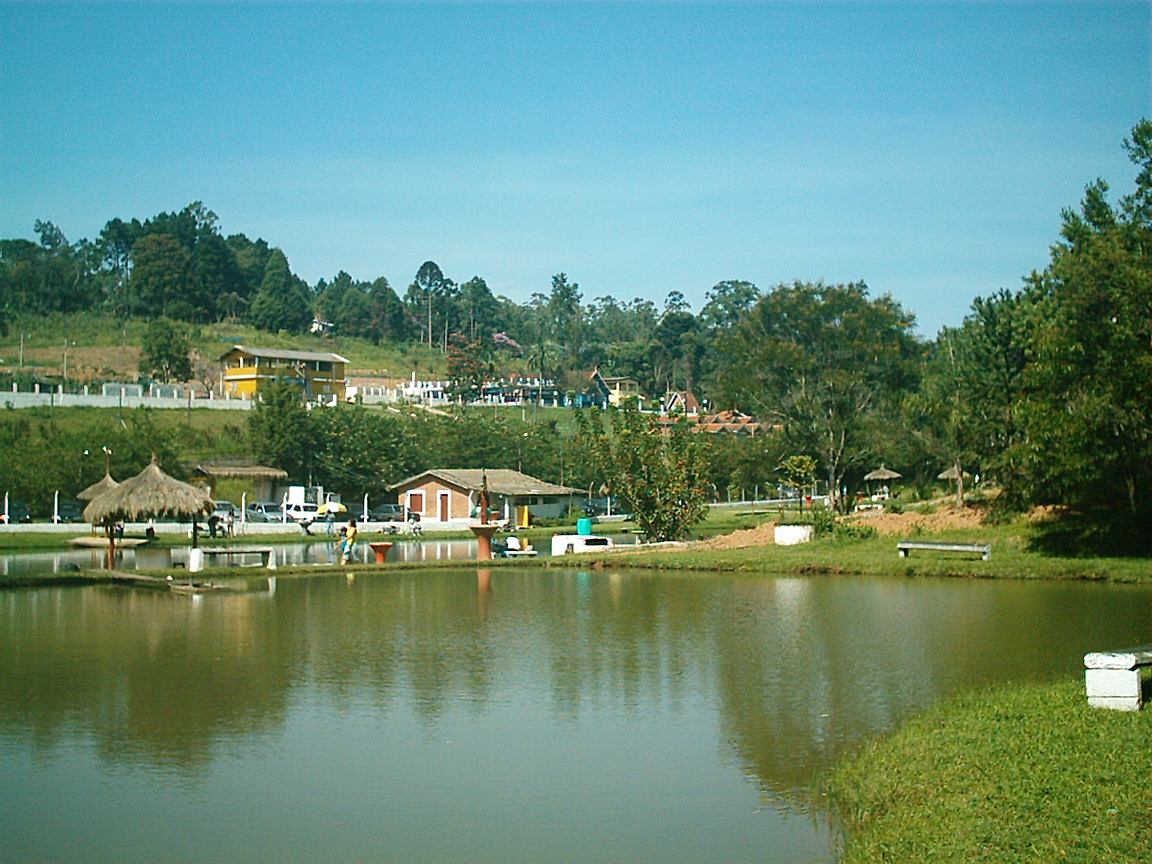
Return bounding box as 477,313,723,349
104,522,115,570
954,457,965,509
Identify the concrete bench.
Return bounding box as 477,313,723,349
897,540,990,560
192,545,276,571
1085,645,1152,710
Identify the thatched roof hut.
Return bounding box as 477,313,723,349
77,472,120,501
863,466,902,481
937,465,971,481
83,457,213,568
83,457,212,525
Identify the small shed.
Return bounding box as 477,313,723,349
191,462,289,502
389,469,581,526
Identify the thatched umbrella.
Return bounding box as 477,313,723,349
77,472,119,501
938,461,972,508
83,456,213,569
863,465,902,502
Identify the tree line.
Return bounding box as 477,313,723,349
2,121,1149,550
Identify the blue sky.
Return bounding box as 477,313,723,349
2,2,1148,336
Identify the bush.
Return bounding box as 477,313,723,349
835,521,878,540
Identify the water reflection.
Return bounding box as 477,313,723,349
0,535,633,576
1,569,1149,863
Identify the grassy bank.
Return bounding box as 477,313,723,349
599,523,1152,582
822,679,1152,863
5,506,1152,584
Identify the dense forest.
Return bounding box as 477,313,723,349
2,121,1150,551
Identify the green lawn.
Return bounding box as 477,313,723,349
823,679,1152,863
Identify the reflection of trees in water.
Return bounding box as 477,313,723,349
2,572,1147,796
712,578,1152,809
0,584,295,774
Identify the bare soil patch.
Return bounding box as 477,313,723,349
698,520,778,550
19,345,140,380
849,502,986,536
697,500,998,550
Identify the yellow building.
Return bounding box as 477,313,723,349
218,345,349,402
591,368,645,409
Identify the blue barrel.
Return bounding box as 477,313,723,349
576,517,593,535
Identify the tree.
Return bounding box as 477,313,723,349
714,281,921,509
140,317,193,383
1008,120,1152,550
245,378,318,483
405,261,454,350
578,407,710,542
458,276,500,342
546,273,585,369
648,306,701,395
445,333,494,404
248,248,312,333
129,233,192,318
309,405,415,496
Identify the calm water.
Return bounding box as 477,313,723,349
1,568,1150,863
0,536,635,576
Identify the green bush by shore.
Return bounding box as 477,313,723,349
822,678,1152,863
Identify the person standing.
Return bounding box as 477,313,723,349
341,518,358,564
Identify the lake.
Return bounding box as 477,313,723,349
1,567,1148,863
0,535,637,576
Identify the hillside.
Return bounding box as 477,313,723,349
0,312,458,387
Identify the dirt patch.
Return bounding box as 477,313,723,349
848,502,987,536
19,345,140,380
698,520,778,550
697,501,996,550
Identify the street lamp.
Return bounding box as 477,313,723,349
84,445,112,476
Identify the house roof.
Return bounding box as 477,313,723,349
699,410,774,435
663,390,701,414
218,345,350,364
390,469,581,496
192,463,289,480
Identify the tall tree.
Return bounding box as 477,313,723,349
445,333,494,404
546,273,585,370
714,280,921,508
1010,120,1152,550
248,248,312,333
129,233,192,319
405,261,453,350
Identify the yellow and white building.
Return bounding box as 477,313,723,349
219,345,349,403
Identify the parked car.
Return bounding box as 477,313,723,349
243,506,273,523
580,496,617,516
211,500,239,519
249,501,286,521
283,502,319,523
372,503,404,521
0,501,32,523
52,500,86,523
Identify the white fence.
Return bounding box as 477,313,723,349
1,383,254,411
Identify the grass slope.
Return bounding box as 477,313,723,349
823,679,1152,863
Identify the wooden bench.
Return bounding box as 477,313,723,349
197,545,276,569
896,540,991,560
1085,645,1152,710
